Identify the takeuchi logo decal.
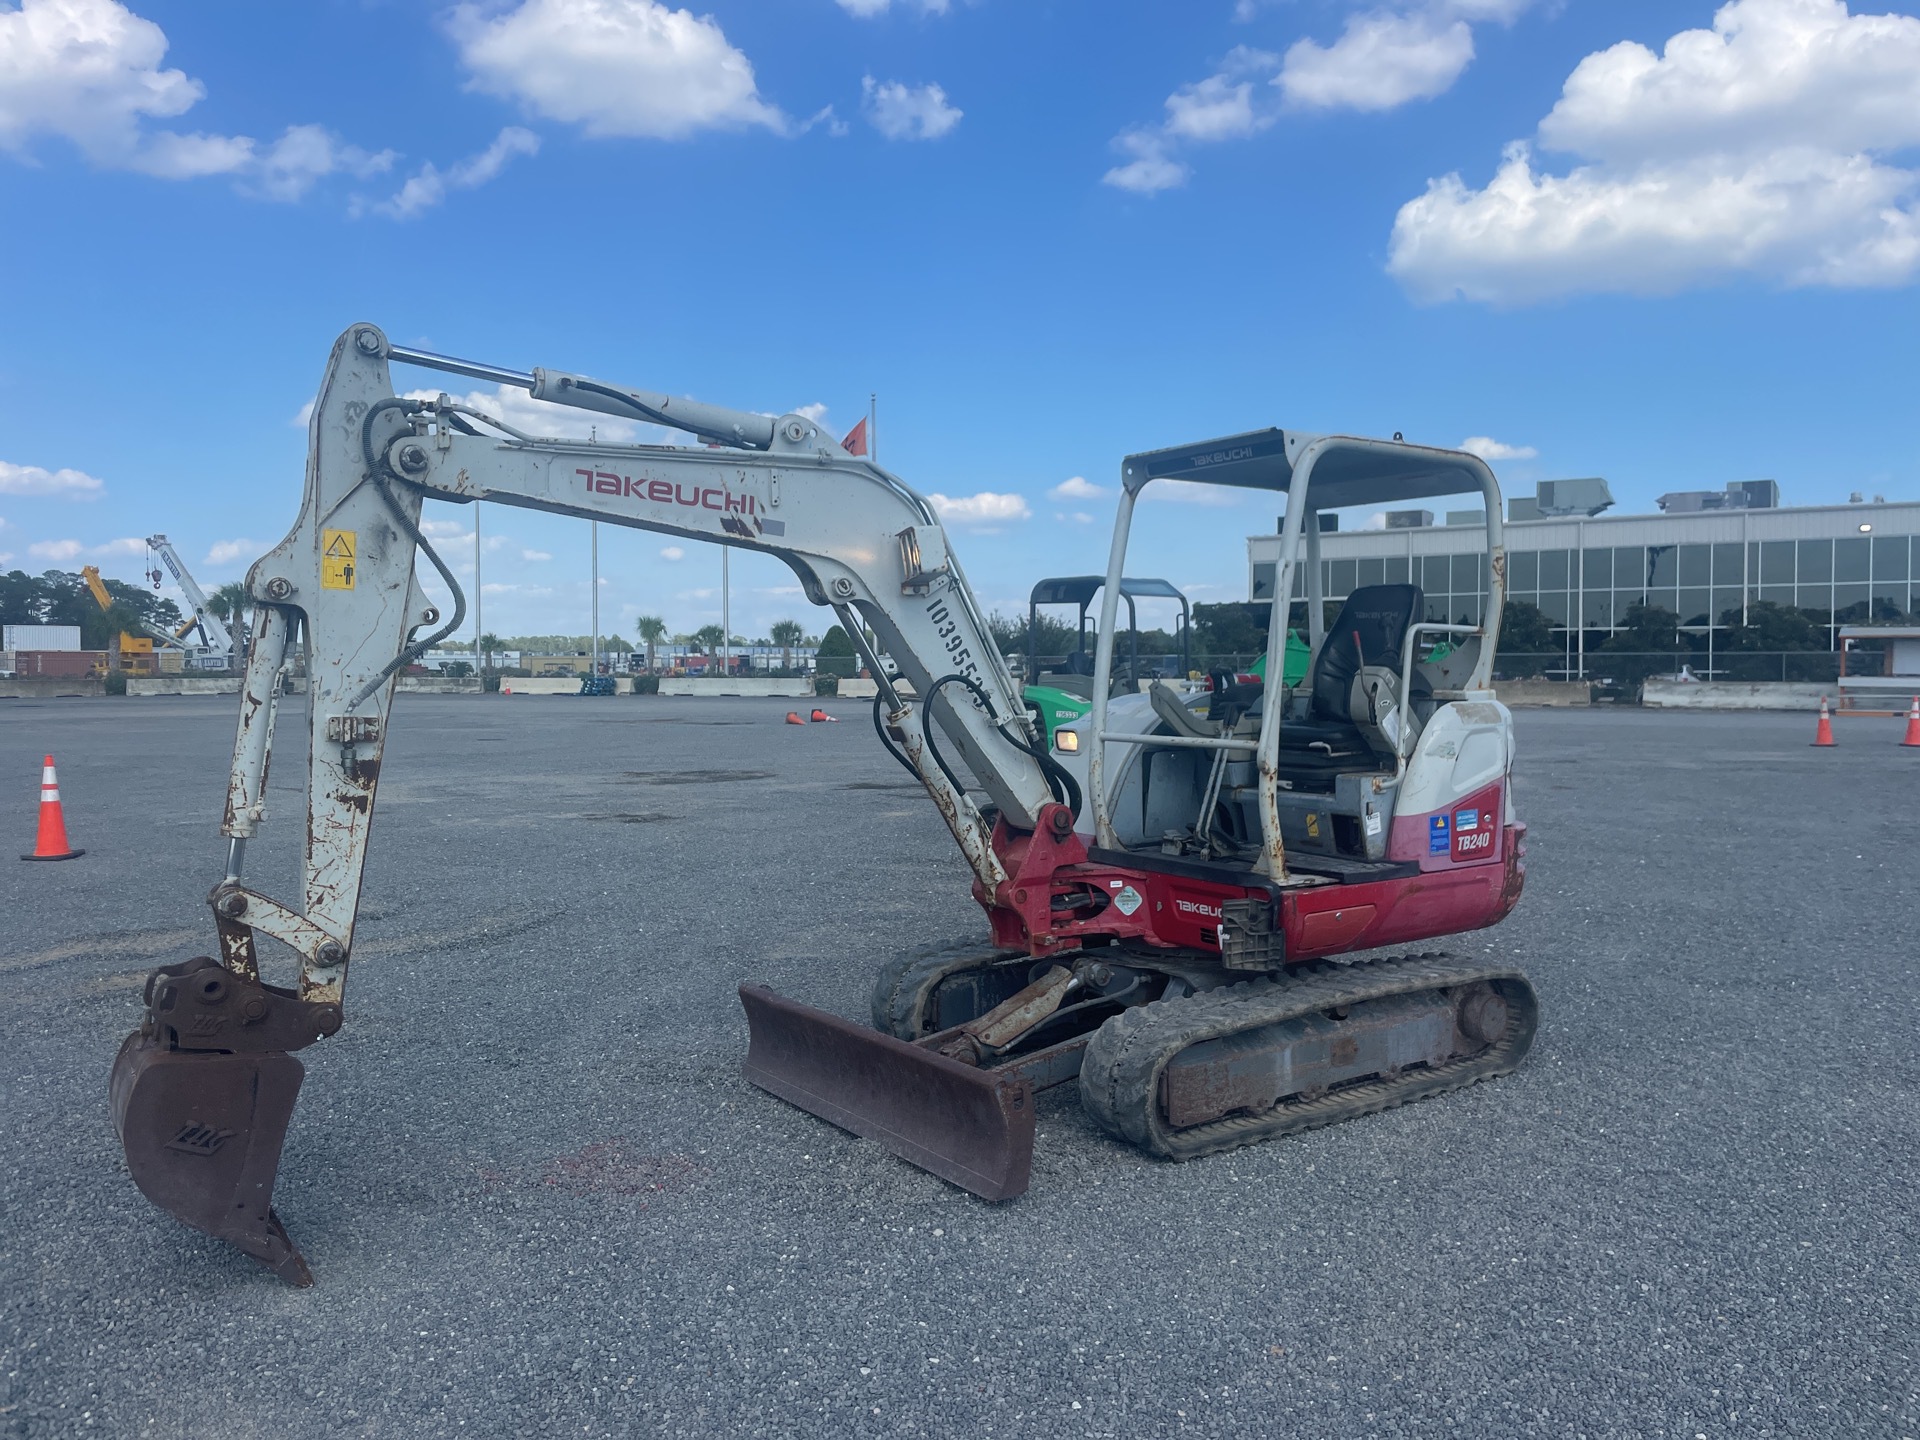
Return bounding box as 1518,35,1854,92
577,467,775,537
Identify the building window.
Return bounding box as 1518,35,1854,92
1358,557,1385,588
1678,544,1711,587
1678,588,1711,625
1510,550,1538,591
1251,563,1276,601
1330,558,1357,598
1834,537,1870,583
1582,548,1610,589
1712,542,1744,585
1871,535,1908,581
1612,546,1644,588
1420,555,1450,595
1797,539,1833,584
1384,555,1410,585
1760,540,1794,585
1539,549,1571,590
1537,591,1570,625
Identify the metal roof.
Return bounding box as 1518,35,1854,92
1121,429,1491,510
1029,576,1187,608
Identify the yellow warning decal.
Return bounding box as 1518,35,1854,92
321,529,356,590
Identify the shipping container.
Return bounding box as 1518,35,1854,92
15,649,105,677
3,624,82,652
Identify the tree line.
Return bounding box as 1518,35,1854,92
0,569,188,650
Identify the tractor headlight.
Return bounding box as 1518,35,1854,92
1055,729,1080,753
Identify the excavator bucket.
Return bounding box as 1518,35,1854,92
739,984,1035,1202
110,1006,314,1286
109,957,342,1283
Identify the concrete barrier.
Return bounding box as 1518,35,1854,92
0,678,106,699
1641,680,1829,710
128,676,243,696
1493,680,1591,708
498,677,584,695
657,677,815,698
397,676,482,694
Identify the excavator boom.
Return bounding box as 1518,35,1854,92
110,324,1074,1278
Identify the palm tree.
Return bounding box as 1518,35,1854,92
479,632,503,671
207,581,250,622
634,615,667,673
693,623,726,652
770,618,803,672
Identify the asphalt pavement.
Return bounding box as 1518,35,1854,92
1,694,1915,1439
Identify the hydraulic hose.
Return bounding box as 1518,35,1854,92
341,398,468,711
922,673,1083,825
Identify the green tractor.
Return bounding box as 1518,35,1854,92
1021,579,1311,744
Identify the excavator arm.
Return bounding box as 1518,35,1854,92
110,324,1072,1281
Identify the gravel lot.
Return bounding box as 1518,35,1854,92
2,694,1915,1439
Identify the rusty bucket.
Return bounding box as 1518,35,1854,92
108,957,333,1286
739,984,1035,1202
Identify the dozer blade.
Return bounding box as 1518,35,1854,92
739,983,1035,1201
109,1031,313,1286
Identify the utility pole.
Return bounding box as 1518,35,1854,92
474,504,484,686
591,520,600,676
870,392,877,466
721,547,731,676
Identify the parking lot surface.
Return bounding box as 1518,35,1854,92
2,695,1915,1439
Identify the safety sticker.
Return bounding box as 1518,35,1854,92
1455,808,1480,832
1305,813,1321,839
1428,814,1450,855
321,529,357,590
1364,809,1383,837
1113,885,1143,917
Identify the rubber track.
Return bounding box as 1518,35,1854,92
1078,953,1539,1161
869,937,1027,1040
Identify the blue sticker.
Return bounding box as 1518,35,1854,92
1428,814,1450,854
1455,808,1480,833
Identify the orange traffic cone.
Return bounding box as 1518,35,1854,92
809,709,837,723
1811,696,1835,747
1902,696,1920,748
784,711,805,725
20,755,84,862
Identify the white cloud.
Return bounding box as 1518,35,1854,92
450,0,786,140
660,545,685,560
23,536,141,562
862,77,962,141
1107,6,1530,193
0,0,389,197
0,460,103,497
400,384,663,444
1141,479,1248,507
837,0,950,14
369,127,538,220
1389,0,1920,303
203,539,260,566
1050,475,1106,501
1459,436,1537,461
522,549,553,561
927,491,1032,528
1102,131,1188,194
793,402,829,426
1278,12,1475,112
290,400,314,429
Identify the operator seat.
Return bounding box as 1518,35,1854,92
1278,583,1428,767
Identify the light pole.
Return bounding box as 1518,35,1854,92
721,547,731,676
591,520,600,676
474,504,483,687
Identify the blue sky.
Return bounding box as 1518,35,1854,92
3,0,1918,641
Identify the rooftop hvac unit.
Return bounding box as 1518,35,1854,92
1385,509,1433,529
1509,496,1541,521
1445,510,1486,526
1534,478,1614,516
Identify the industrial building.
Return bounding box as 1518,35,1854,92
1247,478,1920,671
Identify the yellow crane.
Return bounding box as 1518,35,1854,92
81,564,166,675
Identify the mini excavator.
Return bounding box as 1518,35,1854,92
111,325,1536,1284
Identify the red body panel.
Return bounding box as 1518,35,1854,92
976,804,1527,965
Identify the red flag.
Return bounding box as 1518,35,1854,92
840,417,868,456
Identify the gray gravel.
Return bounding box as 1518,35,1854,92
2,694,1915,1439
